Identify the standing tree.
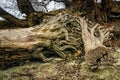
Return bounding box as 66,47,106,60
101,0,112,22
16,0,35,15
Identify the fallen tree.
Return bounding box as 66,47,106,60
0,11,114,70
0,11,83,69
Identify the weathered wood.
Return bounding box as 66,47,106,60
0,11,83,69
77,17,114,70
0,10,113,70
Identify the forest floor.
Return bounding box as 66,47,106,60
0,48,120,80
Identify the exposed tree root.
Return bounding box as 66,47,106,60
0,11,114,70
0,12,83,69
77,17,114,70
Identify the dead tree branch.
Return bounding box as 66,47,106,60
0,7,28,27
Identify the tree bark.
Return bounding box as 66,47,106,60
0,12,83,69
16,0,35,15
101,0,112,21
0,10,113,70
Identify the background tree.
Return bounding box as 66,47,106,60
0,0,61,27
16,0,35,15
0,0,119,28
101,0,112,21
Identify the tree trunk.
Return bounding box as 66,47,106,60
0,10,114,70
0,11,83,69
80,0,95,13
80,0,96,21
0,7,28,27
16,0,35,15
101,0,112,21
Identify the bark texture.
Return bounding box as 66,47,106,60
16,0,35,15
0,11,83,69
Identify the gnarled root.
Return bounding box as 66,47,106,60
77,17,114,71
0,12,84,69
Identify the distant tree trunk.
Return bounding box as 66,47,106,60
16,0,37,27
16,0,48,27
80,0,95,12
80,0,95,21
64,0,81,11
64,0,70,8
71,0,81,11
16,0,35,15
101,0,112,21
0,7,28,27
